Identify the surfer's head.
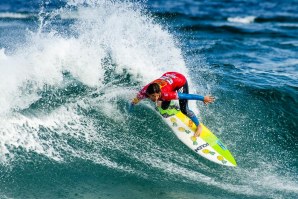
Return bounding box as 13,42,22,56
146,83,161,102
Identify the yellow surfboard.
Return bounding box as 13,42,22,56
157,103,237,167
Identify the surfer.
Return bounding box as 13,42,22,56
130,72,215,137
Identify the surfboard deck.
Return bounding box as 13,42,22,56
156,102,237,167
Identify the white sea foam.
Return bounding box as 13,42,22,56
0,101,131,171
0,48,6,59
227,16,256,24
0,0,188,116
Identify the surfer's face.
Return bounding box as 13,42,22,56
148,92,160,102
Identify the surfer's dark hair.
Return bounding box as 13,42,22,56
146,83,161,95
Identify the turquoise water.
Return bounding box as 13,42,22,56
0,0,297,198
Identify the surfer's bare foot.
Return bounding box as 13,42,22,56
194,124,202,137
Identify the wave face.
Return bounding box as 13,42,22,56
0,0,297,199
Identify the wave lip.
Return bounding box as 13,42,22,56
227,16,256,24
0,12,32,19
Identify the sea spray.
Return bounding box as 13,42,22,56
0,0,188,165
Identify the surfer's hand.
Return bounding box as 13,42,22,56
203,95,215,105
131,97,140,105
155,101,162,107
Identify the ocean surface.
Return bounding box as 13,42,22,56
0,0,297,198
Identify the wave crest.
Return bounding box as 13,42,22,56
227,16,256,24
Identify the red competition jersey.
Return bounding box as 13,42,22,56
137,72,186,101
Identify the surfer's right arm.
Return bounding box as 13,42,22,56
129,97,139,112
131,85,148,105
129,89,146,112
131,97,141,105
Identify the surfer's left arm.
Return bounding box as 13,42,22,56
177,93,215,104
203,95,215,105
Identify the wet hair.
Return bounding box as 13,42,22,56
146,83,161,95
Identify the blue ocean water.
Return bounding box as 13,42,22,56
0,0,297,198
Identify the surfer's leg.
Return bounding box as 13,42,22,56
178,81,189,114
178,82,199,124
179,82,201,137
